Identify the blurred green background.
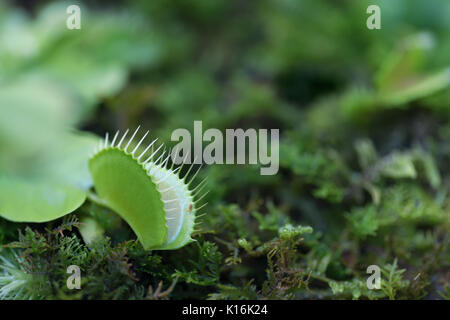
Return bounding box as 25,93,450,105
0,0,449,299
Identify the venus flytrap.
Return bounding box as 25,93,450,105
88,127,207,250
0,127,207,252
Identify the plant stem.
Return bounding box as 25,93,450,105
87,191,110,209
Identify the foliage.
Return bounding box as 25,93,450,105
0,0,449,300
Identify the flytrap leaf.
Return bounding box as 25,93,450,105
0,132,98,223
0,177,86,223
88,127,207,250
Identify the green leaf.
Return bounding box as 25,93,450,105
79,217,104,245
380,68,450,106
89,148,168,250
355,139,378,170
346,206,379,239
380,153,417,179
0,177,86,223
0,77,79,164
412,149,441,189
33,132,99,190
0,132,98,223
